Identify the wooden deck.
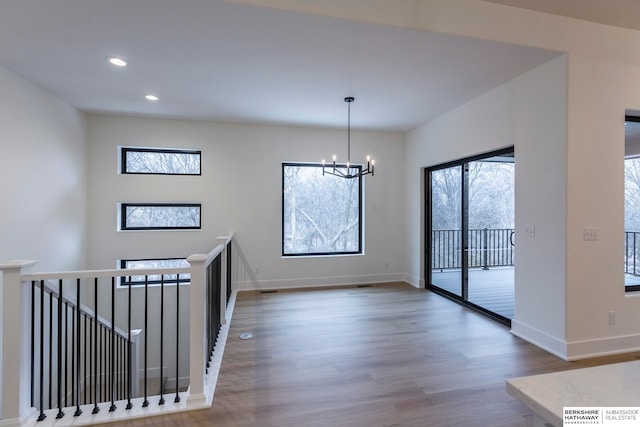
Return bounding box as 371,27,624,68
431,267,515,319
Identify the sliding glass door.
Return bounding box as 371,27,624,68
427,148,515,325
430,166,463,297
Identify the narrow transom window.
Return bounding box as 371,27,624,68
121,203,201,230
282,162,362,256
121,147,201,175
120,258,190,286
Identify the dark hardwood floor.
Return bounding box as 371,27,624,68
108,283,640,427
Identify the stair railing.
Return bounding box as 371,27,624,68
0,232,234,426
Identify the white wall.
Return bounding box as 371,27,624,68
0,66,87,270
86,114,405,290
0,65,86,420
406,56,568,356
237,0,640,359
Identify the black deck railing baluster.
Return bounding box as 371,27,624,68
175,273,181,403
159,275,165,405
635,233,637,275
93,278,100,414
74,279,82,417
433,228,515,270
56,279,65,419
142,275,149,407
482,228,489,269
110,277,117,412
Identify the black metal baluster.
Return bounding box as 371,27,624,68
110,277,116,411
159,275,165,405
116,335,120,401
142,275,149,407
57,279,65,419
85,313,89,405
49,290,53,410
31,281,35,409
74,279,82,417
119,335,123,400
38,281,46,421
175,273,180,403
206,267,211,371
71,301,76,407
126,277,132,410
96,323,104,402
227,240,232,305
93,278,100,414
64,301,69,408
98,323,104,402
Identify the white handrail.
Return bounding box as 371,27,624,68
22,266,192,282
0,233,235,426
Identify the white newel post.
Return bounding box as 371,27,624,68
216,237,228,325
185,254,208,407
0,260,38,424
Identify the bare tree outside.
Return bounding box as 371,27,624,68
123,204,201,229
283,164,361,255
123,148,201,175
625,158,640,231
468,161,514,230
431,162,514,230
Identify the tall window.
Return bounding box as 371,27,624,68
624,116,640,291
120,203,201,230
282,163,362,256
121,147,201,175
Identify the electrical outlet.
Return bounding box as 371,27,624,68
255,265,260,275
609,311,616,325
524,225,535,238
584,227,599,241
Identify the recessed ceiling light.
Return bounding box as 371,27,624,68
106,56,127,67
145,94,159,101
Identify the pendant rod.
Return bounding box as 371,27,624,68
347,98,351,164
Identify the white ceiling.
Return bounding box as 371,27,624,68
0,0,564,131
484,0,640,31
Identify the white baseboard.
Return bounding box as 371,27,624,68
403,274,421,288
510,319,568,360
512,319,640,361
565,333,640,361
235,273,404,291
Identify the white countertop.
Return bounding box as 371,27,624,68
506,360,640,427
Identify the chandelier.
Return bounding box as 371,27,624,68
322,97,375,179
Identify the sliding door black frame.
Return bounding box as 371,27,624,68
425,147,514,327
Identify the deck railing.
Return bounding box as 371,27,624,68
0,233,234,426
625,231,640,276
432,228,515,270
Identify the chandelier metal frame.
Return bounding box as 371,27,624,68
322,97,375,179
